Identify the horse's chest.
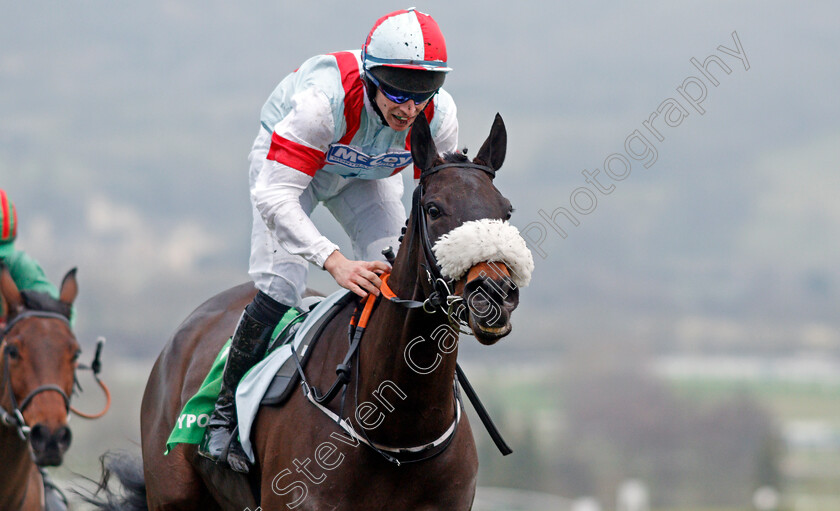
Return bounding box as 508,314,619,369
264,435,477,510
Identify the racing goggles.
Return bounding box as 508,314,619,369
367,72,437,105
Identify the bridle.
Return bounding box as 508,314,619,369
0,310,110,441
305,160,495,405
379,161,500,330
295,160,511,464
412,162,496,313
0,311,74,441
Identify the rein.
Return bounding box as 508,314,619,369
0,310,111,441
412,161,497,317
293,287,464,466
296,162,512,464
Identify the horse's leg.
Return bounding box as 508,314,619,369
142,355,217,511
142,283,259,511
253,395,325,511
193,455,259,511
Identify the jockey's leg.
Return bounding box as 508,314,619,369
198,187,315,472
198,291,290,472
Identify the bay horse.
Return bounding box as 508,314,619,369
0,266,79,511
91,113,531,510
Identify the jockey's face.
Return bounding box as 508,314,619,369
375,89,430,132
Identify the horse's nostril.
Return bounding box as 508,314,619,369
462,276,484,297
502,286,520,307
28,424,72,452
469,278,516,309
57,426,73,449
30,424,48,450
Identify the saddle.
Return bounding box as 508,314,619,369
260,291,356,406
235,289,356,461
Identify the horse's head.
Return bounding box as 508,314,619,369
409,113,533,345
0,266,80,466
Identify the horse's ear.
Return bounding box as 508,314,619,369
410,114,438,174
0,263,24,316
475,113,507,173
59,267,78,305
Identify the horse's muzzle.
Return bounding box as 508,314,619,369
461,262,520,345
29,423,72,466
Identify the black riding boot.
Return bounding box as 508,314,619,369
198,308,275,473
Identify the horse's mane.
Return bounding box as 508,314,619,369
439,149,496,170
20,290,72,320
440,150,470,164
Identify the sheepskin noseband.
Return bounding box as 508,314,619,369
432,219,534,287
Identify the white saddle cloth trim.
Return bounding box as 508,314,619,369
237,289,351,461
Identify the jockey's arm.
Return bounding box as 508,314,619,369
251,161,338,269
323,251,388,298
251,161,386,298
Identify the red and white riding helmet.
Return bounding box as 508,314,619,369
362,8,451,94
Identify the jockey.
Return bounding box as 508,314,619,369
0,189,60,325
199,8,458,472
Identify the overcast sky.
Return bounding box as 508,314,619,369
2,1,838,357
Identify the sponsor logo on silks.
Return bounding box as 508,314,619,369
326,144,412,170
176,413,211,430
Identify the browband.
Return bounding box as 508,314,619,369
2,310,71,339
420,162,496,180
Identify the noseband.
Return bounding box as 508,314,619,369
0,311,72,441
406,161,498,322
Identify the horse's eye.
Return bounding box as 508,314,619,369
427,204,442,219
6,346,20,360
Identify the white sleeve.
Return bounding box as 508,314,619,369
273,87,336,154
251,160,339,268
432,98,458,155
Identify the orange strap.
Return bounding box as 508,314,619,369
70,376,112,420
349,272,394,330
380,273,397,300
356,292,377,329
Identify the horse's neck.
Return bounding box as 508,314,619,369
0,413,35,509
355,244,459,444
0,359,34,477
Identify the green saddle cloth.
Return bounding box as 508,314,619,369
164,308,301,454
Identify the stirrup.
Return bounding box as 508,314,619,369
197,423,233,462
198,425,251,473
220,426,251,474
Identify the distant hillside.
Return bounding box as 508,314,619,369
2,2,839,359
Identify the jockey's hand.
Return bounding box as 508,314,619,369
323,250,390,298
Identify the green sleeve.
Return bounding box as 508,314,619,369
4,250,60,299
